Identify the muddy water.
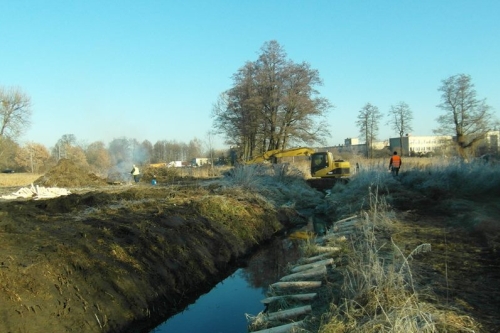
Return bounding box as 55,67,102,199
151,236,303,333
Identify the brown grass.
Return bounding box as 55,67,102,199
0,173,42,187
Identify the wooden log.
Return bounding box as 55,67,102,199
334,215,358,224
280,266,326,282
315,233,349,244
260,293,317,305
291,258,334,273
270,281,322,289
250,320,304,333
299,252,336,264
266,305,312,321
315,246,341,253
333,224,357,232
334,220,359,229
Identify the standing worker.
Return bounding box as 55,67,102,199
131,164,141,183
389,151,402,176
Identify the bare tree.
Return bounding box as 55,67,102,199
387,102,413,156
187,138,203,161
108,137,133,165
435,74,497,159
356,103,382,158
212,40,331,161
141,140,153,164
52,134,77,160
0,87,32,140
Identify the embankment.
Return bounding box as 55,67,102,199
0,185,302,333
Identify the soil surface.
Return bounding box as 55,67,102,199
1,160,499,333
388,187,500,332
0,160,305,333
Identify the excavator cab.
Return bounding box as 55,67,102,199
311,153,328,174
310,152,350,178
308,152,351,190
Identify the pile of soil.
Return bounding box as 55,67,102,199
34,159,108,188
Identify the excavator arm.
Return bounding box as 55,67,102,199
246,147,314,164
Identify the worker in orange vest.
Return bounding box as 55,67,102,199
389,151,402,176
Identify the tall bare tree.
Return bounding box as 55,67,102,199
387,101,413,156
187,138,203,161
435,74,497,160
141,140,153,164
52,134,77,160
212,40,331,161
356,103,382,158
0,87,32,140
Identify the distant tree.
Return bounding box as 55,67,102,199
15,142,50,173
108,137,132,165
141,140,153,164
387,102,413,156
51,134,89,167
435,74,497,160
213,40,332,161
0,87,32,140
205,131,216,166
152,140,168,163
85,141,111,175
356,103,382,158
66,145,89,168
0,137,20,170
187,138,203,161
52,134,77,160
168,141,187,162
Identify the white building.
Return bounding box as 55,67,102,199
389,135,452,156
389,132,500,157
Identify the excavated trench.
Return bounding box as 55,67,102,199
0,183,314,333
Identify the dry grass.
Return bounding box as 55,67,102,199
317,189,480,333
0,173,42,187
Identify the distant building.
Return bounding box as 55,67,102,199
389,135,453,156
475,130,499,156
323,138,388,156
344,137,359,145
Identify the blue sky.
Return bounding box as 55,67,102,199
1,0,499,150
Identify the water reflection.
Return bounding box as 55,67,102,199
152,236,303,333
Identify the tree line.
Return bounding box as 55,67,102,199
213,41,497,161
2,41,498,173
0,132,224,174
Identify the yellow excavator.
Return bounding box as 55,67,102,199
245,147,351,190
307,151,351,190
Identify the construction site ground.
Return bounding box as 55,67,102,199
0,159,499,332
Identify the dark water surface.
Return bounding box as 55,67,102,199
151,237,302,333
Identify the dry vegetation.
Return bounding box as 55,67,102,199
1,157,498,332
312,157,500,332
0,173,41,187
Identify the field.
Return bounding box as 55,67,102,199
0,158,499,332
0,173,42,187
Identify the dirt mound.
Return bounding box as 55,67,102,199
34,159,108,187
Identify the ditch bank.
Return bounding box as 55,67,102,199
0,185,306,333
